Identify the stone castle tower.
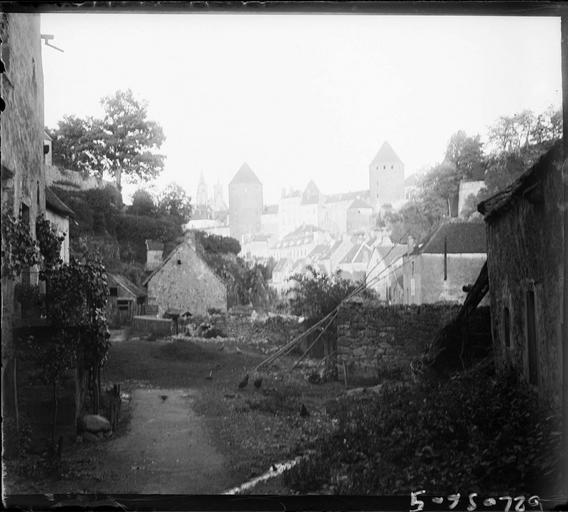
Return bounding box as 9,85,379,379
369,141,405,211
228,162,263,242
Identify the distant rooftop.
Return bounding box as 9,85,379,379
229,162,262,186
371,141,403,166
417,222,486,255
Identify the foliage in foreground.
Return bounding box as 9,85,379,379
284,361,561,495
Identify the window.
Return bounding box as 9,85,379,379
503,306,511,348
177,259,182,265
117,300,130,311
110,287,118,297
526,290,538,386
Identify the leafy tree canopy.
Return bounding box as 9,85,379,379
156,183,193,225
50,89,166,189
129,189,156,217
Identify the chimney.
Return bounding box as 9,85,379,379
407,235,416,253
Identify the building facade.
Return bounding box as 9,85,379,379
478,143,563,405
143,239,227,316
401,222,487,305
1,12,46,419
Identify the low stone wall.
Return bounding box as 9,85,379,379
336,299,462,383
132,315,173,337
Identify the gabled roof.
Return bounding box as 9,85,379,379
301,180,321,205
416,222,486,255
478,141,562,222
142,240,224,288
371,141,403,166
348,197,372,210
374,244,407,267
307,244,329,260
229,162,262,186
145,239,164,251
108,273,146,298
46,187,75,217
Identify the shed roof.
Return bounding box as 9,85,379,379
416,222,486,254
477,141,562,222
46,187,75,217
229,162,262,186
108,273,146,298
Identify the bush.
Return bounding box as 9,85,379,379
195,230,241,255
284,361,561,495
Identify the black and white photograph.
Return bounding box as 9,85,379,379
1,1,567,508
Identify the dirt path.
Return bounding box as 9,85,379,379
89,388,233,493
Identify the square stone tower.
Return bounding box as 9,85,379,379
369,141,405,211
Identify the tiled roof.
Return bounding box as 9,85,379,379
340,243,361,264
46,187,74,217
417,222,486,254
307,244,329,260
353,245,372,264
374,244,407,266
348,197,372,210
478,141,562,222
108,273,146,298
229,162,262,186
370,141,403,165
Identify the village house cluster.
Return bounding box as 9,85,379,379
1,10,564,438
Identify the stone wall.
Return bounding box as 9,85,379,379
1,12,45,417
45,164,113,191
132,316,173,337
207,310,304,349
336,299,461,383
484,144,563,406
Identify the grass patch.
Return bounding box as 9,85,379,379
155,340,219,362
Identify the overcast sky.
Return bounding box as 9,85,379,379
40,13,562,205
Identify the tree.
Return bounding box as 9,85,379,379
50,89,166,189
129,189,156,216
445,131,486,181
156,183,193,225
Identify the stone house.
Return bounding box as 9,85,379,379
45,187,74,263
229,162,263,243
1,12,46,418
366,243,407,302
477,142,563,405
145,239,164,271
401,222,487,305
272,224,332,261
337,238,376,283
142,238,227,316
107,273,146,327
346,197,373,233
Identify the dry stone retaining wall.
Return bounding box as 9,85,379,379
336,299,461,382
